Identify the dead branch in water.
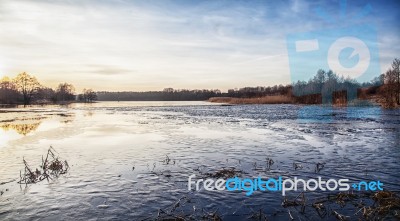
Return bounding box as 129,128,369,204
18,146,69,185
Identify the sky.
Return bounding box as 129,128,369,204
0,0,399,92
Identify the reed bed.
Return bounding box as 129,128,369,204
142,156,400,220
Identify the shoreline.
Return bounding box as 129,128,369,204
208,96,293,105
207,96,398,108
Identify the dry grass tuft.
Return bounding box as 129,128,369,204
18,146,69,185
204,167,242,179
362,191,400,220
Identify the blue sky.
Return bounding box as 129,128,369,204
0,0,398,91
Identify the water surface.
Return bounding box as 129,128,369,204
0,101,399,220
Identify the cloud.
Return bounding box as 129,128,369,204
84,65,135,76
0,0,398,91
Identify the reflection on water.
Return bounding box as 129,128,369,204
0,122,41,135
0,110,76,140
0,102,399,220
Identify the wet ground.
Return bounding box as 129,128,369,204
0,102,399,220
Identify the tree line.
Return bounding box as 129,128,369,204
96,85,292,101
0,72,97,105
292,69,383,104
292,58,399,107
1,58,399,107
97,58,399,108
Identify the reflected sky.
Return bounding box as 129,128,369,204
0,110,76,148
0,101,211,148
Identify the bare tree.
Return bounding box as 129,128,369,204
35,87,57,103
0,76,19,104
13,72,41,105
381,69,397,108
379,58,400,108
56,83,75,102
81,88,97,103
391,58,400,105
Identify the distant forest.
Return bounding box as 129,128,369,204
1,58,399,108
96,84,292,101
290,58,399,108
96,73,380,102
291,69,383,104
97,58,400,108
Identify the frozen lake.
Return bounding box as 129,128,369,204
0,101,399,220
